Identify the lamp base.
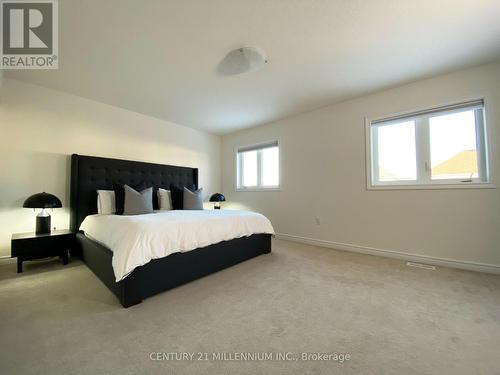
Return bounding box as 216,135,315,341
36,215,51,235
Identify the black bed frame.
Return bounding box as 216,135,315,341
70,154,271,307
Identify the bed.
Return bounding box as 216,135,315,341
70,154,273,307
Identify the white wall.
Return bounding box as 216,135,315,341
222,61,500,268
0,79,221,257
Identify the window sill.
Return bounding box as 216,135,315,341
235,187,282,192
367,183,496,191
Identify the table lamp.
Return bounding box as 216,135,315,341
209,193,226,210
23,192,62,234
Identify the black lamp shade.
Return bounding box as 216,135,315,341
23,192,62,209
209,193,226,202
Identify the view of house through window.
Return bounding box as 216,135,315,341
237,141,280,189
369,100,488,187
429,110,478,180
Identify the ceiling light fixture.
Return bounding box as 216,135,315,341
218,46,268,75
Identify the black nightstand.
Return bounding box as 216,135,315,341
11,230,75,273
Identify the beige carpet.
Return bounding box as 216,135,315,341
0,239,499,375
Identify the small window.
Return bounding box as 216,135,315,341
367,100,490,188
236,141,280,190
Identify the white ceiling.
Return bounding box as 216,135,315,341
6,0,500,134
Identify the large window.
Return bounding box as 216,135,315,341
367,100,490,188
236,141,280,190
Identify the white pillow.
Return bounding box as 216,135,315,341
157,188,172,210
97,190,116,215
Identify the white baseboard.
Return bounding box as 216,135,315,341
0,256,15,264
275,233,500,275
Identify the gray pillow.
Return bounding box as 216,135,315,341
183,187,203,210
123,185,154,215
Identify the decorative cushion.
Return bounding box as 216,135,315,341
113,181,146,215
183,187,204,210
170,184,196,210
157,188,172,211
97,190,116,215
123,185,154,215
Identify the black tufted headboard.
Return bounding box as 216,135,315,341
70,154,198,232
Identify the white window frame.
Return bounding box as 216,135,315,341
235,140,281,191
365,99,494,190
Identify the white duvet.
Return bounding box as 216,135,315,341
79,210,275,281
